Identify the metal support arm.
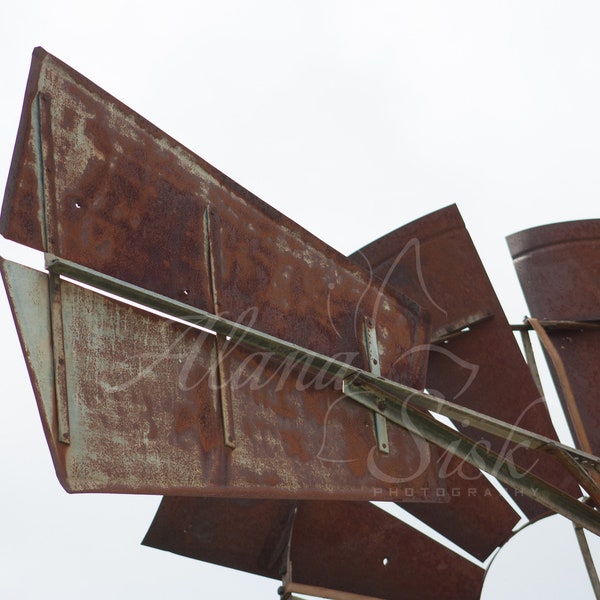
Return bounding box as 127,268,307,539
45,254,600,535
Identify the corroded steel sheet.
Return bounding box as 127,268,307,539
395,460,518,561
143,497,485,599
352,205,580,523
508,219,600,455
0,47,428,388
0,48,445,497
1,258,439,499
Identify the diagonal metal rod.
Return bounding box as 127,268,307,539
528,317,596,457
574,523,600,599
343,380,600,537
511,320,600,332
519,327,545,398
45,254,600,535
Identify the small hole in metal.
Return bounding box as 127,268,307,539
383,557,389,566
75,201,82,209
183,289,190,296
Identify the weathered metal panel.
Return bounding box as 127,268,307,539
143,497,485,600
2,259,442,499
0,49,445,497
0,48,428,387
508,219,600,455
143,498,296,580
0,257,66,483
352,205,580,526
290,501,484,599
396,460,518,561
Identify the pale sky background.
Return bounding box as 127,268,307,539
1,1,599,598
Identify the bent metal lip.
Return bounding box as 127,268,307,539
2,47,599,599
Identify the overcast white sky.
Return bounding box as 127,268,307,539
1,2,599,598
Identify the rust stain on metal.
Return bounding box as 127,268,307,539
508,219,600,456
1,48,443,500
290,501,484,599
401,458,518,561
0,49,429,392
5,48,595,596
143,497,485,600
351,205,580,538
2,259,440,499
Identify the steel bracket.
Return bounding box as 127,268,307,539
431,309,493,344
48,271,70,444
43,254,600,536
204,208,236,449
362,317,389,454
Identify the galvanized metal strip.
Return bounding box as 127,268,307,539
48,272,70,443
37,91,57,254
362,317,389,454
204,207,235,448
213,336,235,448
513,320,600,332
345,375,600,472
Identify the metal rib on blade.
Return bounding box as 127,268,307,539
5,48,593,596
142,497,485,600
0,48,443,497
23,255,600,537
1,257,440,499
0,47,429,390
39,256,600,533
351,205,580,528
508,219,600,456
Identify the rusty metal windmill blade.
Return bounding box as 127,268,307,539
143,497,485,600
289,501,485,600
1,48,447,497
351,204,580,520
1,257,444,499
0,47,428,388
0,258,67,481
399,459,519,561
507,219,600,456
348,209,520,558
142,497,297,580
